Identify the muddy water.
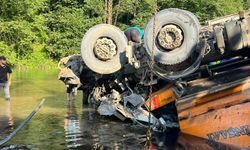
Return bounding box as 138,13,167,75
0,70,147,149
0,70,234,150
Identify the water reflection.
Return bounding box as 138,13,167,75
64,101,241,150
64,100,84,149
64,101,146,149
0,100,14,134
151,130,243,150
0,70,246,149
80,106,146,150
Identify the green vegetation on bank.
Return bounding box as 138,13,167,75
0,0,249,68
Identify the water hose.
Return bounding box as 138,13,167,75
0,99,46,146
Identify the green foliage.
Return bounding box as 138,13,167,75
0,21,37,57
0,41,17,65
115,0,154,29
45,0,105,59
244,0,250,9
0,0,249,69
158,0,245,22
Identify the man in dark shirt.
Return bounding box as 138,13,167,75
0,56,12,100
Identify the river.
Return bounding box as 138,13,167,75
0,70,147,149
0,70,237,150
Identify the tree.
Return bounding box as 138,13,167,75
0,0,48,62
0,0,249,66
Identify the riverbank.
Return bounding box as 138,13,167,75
8,59,57,72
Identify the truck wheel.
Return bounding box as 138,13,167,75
153,40,207,80
144,8,200,65
81,24,128,74
180,9,200,31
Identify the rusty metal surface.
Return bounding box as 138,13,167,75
178,99,250,147
176,68,250,147
145,85,178,111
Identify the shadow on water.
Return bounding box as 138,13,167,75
0,70,244,150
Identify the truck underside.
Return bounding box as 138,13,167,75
58,8,250,133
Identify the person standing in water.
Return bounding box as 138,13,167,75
0,56,12,101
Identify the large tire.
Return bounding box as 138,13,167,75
81,24,128,74
144,8,200,65
181,9,200,30
153,40,207,80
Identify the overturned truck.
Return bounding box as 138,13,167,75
59,8,250,146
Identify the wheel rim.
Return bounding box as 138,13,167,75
94,37,117,61
157,24,184,51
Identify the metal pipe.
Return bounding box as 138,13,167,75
0,99,46,146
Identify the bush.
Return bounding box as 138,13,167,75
0,0,249,69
